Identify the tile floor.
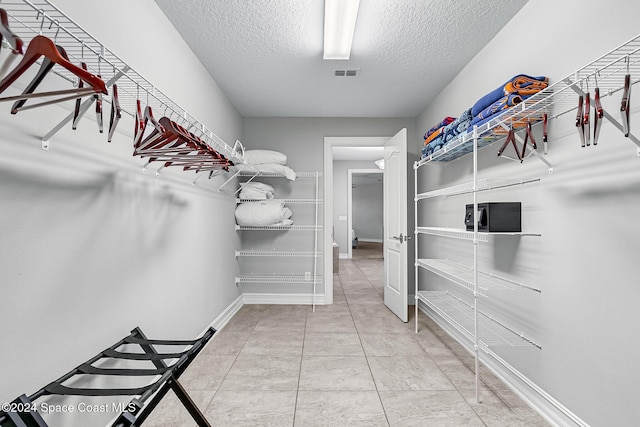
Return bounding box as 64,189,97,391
146,259,550,426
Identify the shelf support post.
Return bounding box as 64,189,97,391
472,125,481,404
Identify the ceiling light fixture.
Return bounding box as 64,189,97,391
323,0,360,60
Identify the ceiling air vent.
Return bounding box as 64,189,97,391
334,69,359,77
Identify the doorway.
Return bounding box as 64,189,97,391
348,169,384,259
323,130,408,323
323,137,388,305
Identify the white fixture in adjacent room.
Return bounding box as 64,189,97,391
323,0,360,60
374,158,384,169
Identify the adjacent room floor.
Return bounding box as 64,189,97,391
146,259,549,426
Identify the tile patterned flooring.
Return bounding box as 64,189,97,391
146,259,550,426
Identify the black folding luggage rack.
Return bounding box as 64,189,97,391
0,326,216,427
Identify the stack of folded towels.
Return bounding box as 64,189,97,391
235,181,293,226
422,110,474,157
468,74,549,128
421,74,549,159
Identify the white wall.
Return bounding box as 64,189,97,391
416,1,640,425
243,117,417,299
0,1,242,425
332,160,379,253
353,178,383,242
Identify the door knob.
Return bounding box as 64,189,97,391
392,233,404,243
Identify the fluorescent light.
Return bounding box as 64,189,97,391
323,0,360,60
375,158,384,169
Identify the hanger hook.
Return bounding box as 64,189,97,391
627,55,630,74
51,20,60,43
37,9,45,35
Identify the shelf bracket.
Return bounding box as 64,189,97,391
497,123,554,173
564,77,640,151
40,66,130,150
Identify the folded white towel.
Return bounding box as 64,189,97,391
239,181,275,200
235,201,293,226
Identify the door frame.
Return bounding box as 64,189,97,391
323,136,389,304
348,168,384,259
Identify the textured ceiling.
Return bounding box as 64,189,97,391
154,0,527,118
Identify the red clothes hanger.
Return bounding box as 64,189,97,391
95,75,103,133
0,35,107,109
621,73,631,137
72,62,89,129
593,88,603,145
497,128,523,161
107,84,121,142
542,113,548,154
583,92,591,146
576,95,585,147
519,121,537,161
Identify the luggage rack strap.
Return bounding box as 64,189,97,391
43,383,157,397
78,363,171,376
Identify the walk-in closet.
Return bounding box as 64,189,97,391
1,1,639,426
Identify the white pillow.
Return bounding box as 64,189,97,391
243,150,287,165
242,181,275,193
235,201,286,226
236,163,297,180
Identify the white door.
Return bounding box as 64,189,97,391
383,128,408,322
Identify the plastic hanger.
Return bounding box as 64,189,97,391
0,35,107,109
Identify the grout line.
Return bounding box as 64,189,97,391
291,305,309,426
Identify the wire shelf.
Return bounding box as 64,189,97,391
238,172,321,178
416,177,540,200
1,0,244,163
416,291,540,349
236,198,322,204
235,275,323,284
235,225,322,231
416,227,540,240
236,250,321,257
417,33,640,166
416,227,488,242
416,259,541,295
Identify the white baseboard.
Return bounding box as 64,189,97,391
243,293,327,305
339,253,349,259
205,295,244,332
416,302,588,427
359,238,383,243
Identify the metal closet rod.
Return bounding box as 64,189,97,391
2,0,244,162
